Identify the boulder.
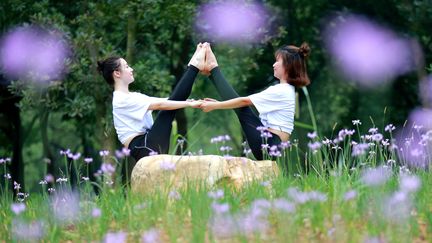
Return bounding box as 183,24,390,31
131,155,279,193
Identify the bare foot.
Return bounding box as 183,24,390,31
204,43,219,74
188,43,206,70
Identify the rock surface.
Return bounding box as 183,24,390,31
131,155,279,193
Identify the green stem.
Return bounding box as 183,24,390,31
302,87,318,133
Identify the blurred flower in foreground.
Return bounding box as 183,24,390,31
323,13,417,87
11,219,45,242
51,190,80,224
0,25,69,83
142,228,160,243
196,1,270,43
395,116,432,169
360,166,392,186
104,231,127,243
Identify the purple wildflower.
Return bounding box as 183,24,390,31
308,141,322,152
360,166,392,186
208,189,224,200
385,124,396,132
323,13,415,87
352,143,369,156
92,207,102,218
103,231,127,243
168,190,181,200
343,190,357,201
142,228,160,243
101,163,116,174
307,131,318,139
196,1,270,43
399,175,421,193
11,203,26,215
11,219,45,242
51,190,80,223
272,199,296,213
212,202,230,214
99,150,110,157
160,161,175,171
84,157,93,164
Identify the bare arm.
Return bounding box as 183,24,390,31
200,97,252,112
148,100,201,110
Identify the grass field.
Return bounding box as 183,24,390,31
1,122,432,242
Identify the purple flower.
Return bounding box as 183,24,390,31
122,147,130,156
208,189,224,200
212,202,230,214
308,141,322,152
272,199,295,213
149,151,158,156
99,150,110,157
307,131,318,139
360,166,392,186
385,124,396,132
104,231,127,243
168,190,181,200
101,163,116,174
11,219,45,242
0,25,69,83
279,141,291,149
209,214,237,238
11,203,26,215
399,175,421,193
142,228,160,243
343,190,357,201
4,173,11,179
196,1,270,43
51,190,80,223
44,174,54,183
160,161,175,171
352,143,369,156
261,144,270,149
84,157,93,164
371,133,383,142
408,108,432,131
13,181,21,190
92,207,101,218
323,13,416,87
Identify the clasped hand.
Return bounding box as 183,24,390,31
187,98,219,112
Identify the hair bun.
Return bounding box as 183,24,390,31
298,42,311,58
97,60,104,73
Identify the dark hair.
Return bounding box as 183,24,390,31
275,42,311,88
97,56,121,85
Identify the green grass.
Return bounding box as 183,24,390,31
1,166,431,242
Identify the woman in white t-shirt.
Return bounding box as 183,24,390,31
97,44,205,162
200,43,311,160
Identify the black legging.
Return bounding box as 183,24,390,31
209,67,281,160
129,66,199,161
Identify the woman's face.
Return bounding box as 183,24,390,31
273,55,287,81
116,58,134,83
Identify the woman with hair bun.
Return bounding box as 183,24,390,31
97,44,205,162
199,43,311,160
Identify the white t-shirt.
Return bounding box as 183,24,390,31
248,83,295,134
112,91,159,144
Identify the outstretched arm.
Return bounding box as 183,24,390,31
200,97,252,112
149,100,202,110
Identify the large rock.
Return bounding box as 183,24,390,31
131,155,280,193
